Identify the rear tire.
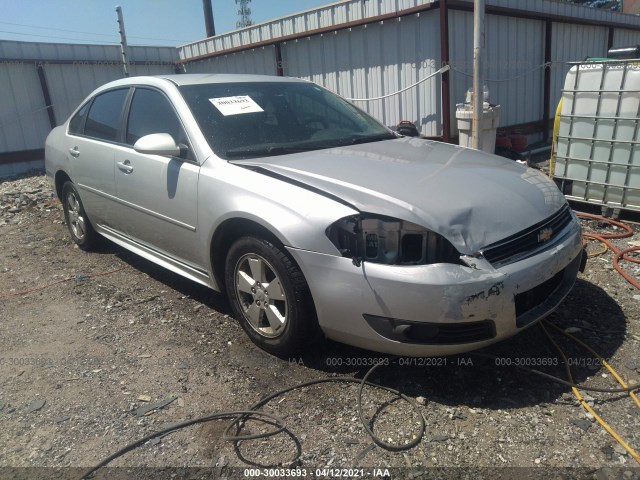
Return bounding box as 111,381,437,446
62,181,98,251
225,236,317,356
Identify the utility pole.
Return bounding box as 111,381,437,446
236,0,254,28
203,0,216,37
115,6,129,77
471,0,485,149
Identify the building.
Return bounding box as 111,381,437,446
624,0,640,14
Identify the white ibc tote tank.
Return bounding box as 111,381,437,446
553,59,640,212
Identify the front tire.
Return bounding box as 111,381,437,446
62,181,98,251
225,236,317,356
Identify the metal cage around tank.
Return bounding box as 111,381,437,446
553,59,640,213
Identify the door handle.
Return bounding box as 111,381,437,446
69,147,80,158
117,160,134,174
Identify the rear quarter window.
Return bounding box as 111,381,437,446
68,102,90,135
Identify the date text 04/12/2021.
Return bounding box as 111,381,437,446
243,468,392,477
317,357,475,367
285,357,476,367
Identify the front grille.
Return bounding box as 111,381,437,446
482,205,573,265
364,314,496,345
515,269,565,321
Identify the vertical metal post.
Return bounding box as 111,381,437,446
439,0,451,142
116,6,129,77
203,0,216,37
607,27,614,51
36,63,56,129
542,21,552,141
472,0,485,150
275,43,284,76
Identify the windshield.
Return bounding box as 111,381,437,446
179,81,396,160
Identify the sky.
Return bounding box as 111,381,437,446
0,0,335,47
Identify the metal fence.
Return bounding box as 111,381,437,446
0,40,179,177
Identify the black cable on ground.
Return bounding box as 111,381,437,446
357,360,423,451
81,344,640,479
79,410,286,479
80,361,425,479
80,321,640,479
223,365,424,451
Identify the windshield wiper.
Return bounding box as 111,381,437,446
225,134,396,158
226,145,314,158
342,133,397,146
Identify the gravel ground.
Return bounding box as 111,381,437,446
0,172,639,480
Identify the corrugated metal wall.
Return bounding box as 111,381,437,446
179,0,436,60
43,64,123,123
184,10,442,136
489,0,625,23
0,40,179,165
0,62,52,153
549,23,608,117
185,46,277,75
282,11,441,135
179,0,640,61
0,41,177,64
448,10,545,134
613,27,640,47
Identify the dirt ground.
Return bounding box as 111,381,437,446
1,172,639,479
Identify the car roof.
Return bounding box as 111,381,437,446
100,73,308,90
161,73,307,86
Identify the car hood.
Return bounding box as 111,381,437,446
234,137,567,254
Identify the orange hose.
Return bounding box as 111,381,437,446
576,212,634,239
576,213,640,290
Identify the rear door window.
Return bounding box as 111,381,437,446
83,88,128,142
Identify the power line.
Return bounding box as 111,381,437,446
0,20,117,37
0,29,119,44
0,20,191,43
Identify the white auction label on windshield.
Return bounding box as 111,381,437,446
209,96,264,116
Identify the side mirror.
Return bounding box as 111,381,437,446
133,133,188,158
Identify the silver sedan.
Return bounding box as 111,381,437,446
45,74,584,356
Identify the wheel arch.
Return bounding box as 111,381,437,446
54,170,72,201
209,217,286,291
213,217,324,353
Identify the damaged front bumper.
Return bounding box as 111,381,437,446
287,220,583,356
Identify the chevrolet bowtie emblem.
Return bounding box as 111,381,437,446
538,227,553,243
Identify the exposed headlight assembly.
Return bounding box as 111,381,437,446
326,215,462,266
